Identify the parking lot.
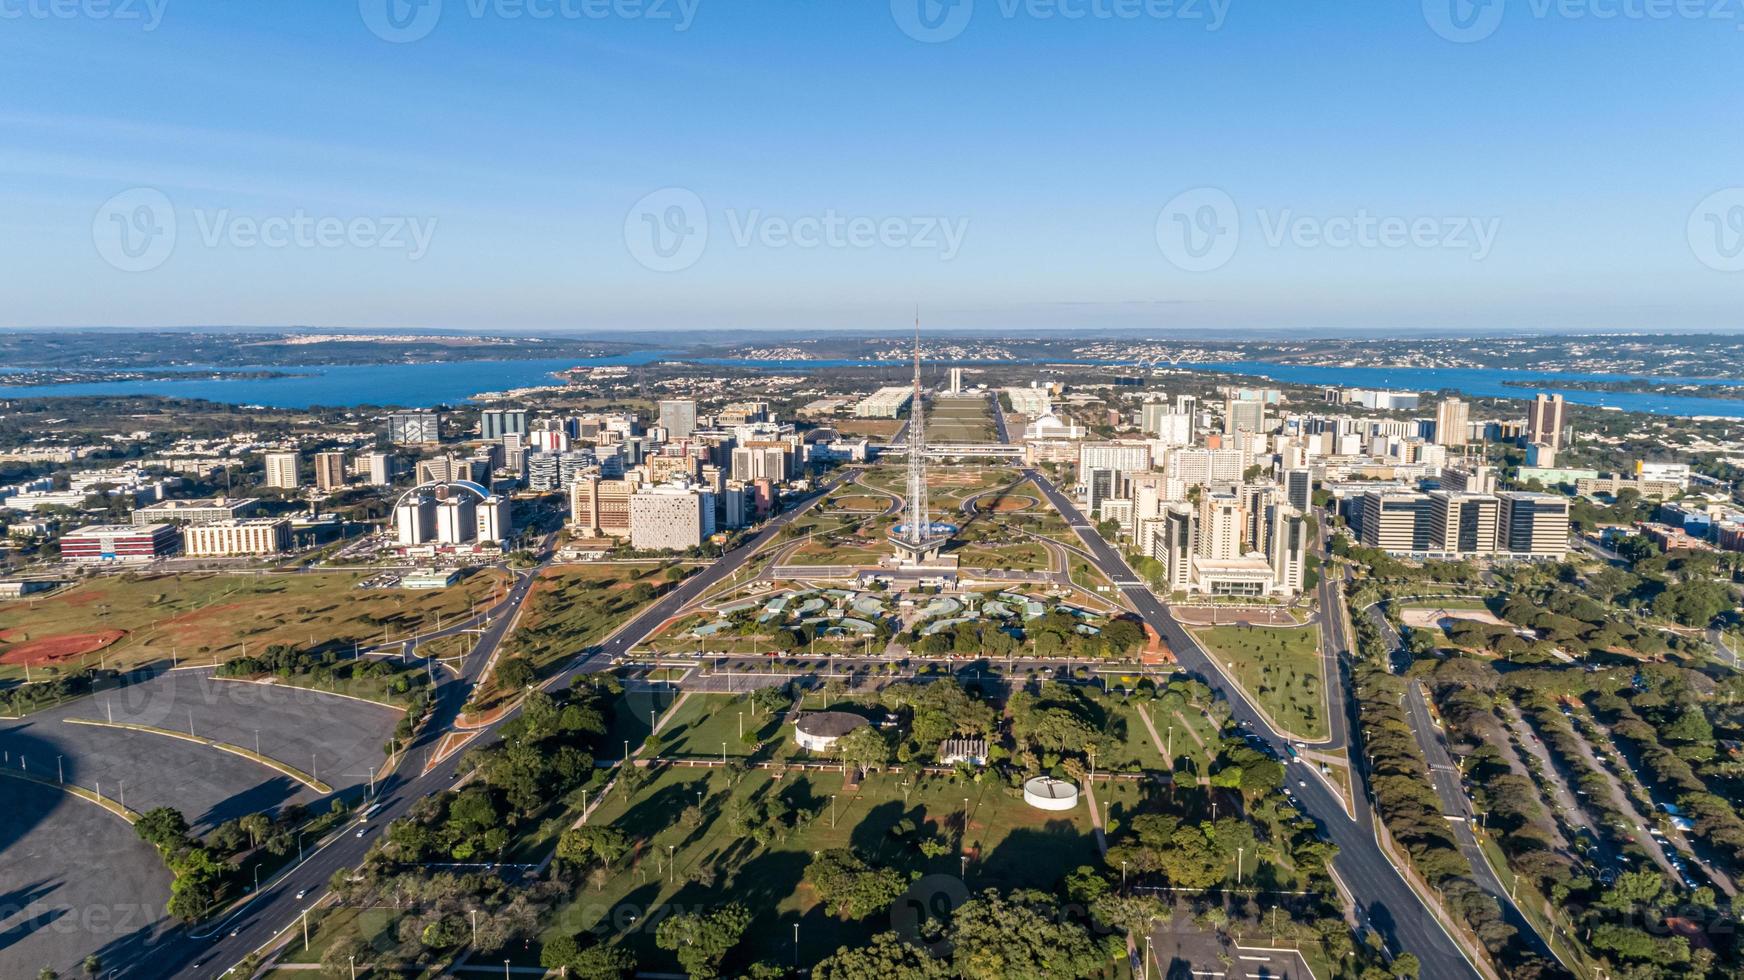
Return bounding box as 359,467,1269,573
0,669,402,976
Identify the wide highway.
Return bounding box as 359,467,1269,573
143,476,849,979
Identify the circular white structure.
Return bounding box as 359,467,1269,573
793,711,869,752
1023,777,1080,812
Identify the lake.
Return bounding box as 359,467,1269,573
1,354,1742,418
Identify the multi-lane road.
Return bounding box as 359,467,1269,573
1023,470,1485,980
140,479,850,979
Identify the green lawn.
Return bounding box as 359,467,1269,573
957,540,1051,572
1191,624,1328,741
537,763,1109,974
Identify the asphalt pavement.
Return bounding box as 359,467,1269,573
1024,469,1484,980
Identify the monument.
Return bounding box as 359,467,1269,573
889,316,954,567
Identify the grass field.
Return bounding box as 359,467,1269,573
1191,624,1328,741
476,565,664,705
926,394,998,443
956,540,1052,572
535,762,1121,973
0,569,509,684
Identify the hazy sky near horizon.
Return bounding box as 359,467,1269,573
2,1,1741,334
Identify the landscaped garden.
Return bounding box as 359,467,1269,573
1190,623,1328,741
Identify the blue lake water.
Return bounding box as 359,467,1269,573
0,354,1741,418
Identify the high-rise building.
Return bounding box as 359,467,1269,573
1166,448,1247,486
570,476,635,537
1157,504,1196,592
1266,505,1309,594
1434,398,1469,447
481,408,530,441
1358,492,1435,553
949,367,964,394
1440,462,1496,495
1497,491,1570,557
1086,468,1122,519
264,451,301,489
388,411,443,445
1283,468,1313,512
435,495,477,545
1078,442,1151,478
658,399,698,440
395,494,436,545
365,452,398,486
1428,491,1499,556
1196,491,1244,561
730,446,789,483
313,452,347,491
475,495,512,544
1224,397,1267,435
629,485,715,551
1527,394,1567,450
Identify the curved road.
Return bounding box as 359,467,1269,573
136,478,850,979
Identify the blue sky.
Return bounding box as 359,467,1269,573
2,0,1741,334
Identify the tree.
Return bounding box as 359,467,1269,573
807,849,909,919
134,807,190,853
834,726,891,772
570,943,636,980
495,656,537,690
813,932,951,979
82,955,102,978
948,889,1106,979
558,826,630,868
654,904,751,980
1390,952,1420,980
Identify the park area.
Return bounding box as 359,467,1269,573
0,569,509,684
534,761,1119,972
1190,623,1328,741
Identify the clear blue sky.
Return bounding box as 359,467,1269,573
2,0,1740,334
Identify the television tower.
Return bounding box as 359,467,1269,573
904,311,929,548
890,310,948,566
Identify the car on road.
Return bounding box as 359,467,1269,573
295,889,306,900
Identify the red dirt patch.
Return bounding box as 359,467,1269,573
1,629,128,666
